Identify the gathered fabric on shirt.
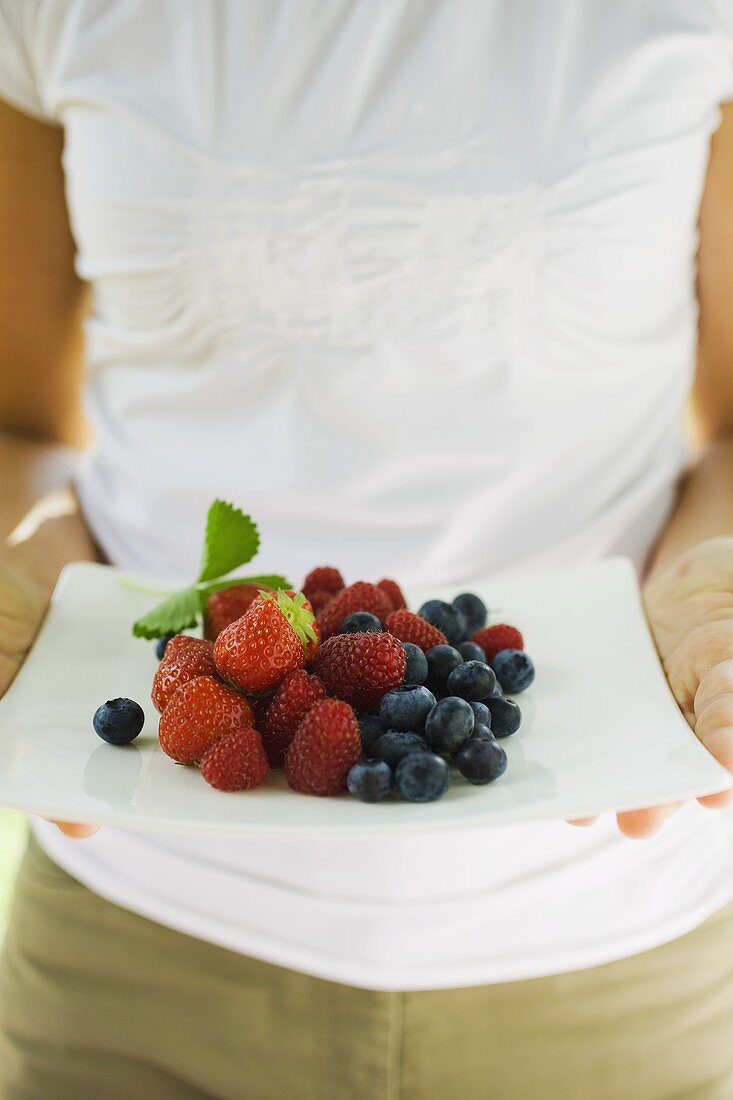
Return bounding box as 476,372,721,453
3,0,733,989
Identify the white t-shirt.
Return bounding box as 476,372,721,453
3,0,733,990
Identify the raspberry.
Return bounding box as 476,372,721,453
316,582,394,640
200,727,270,791
152,636,217,713
284,699,361,796
472,624,524,662
203,584,271,641
302,567,345,606
158,675,255,765
385,609,448,652
377,578,408,611
312,631,407,710
260,669,327,767
307,588,335,615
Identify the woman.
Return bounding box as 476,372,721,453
1,2,733,1097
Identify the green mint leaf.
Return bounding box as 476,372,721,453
199,574,291,596
132,587,203,640
197,500,260,584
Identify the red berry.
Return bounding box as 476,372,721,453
260,669,327,767
284,699,361,796
152,636,217,713
312,632,407,710
302,567,345,606
158,675,255,765
316,582,394,640
307,588,335,615
214,591,317,694
203,584,272,641
472,624,524,662
200,727,270,791
377,578,408,611
385,609,448,652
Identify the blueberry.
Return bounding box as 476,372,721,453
454,739,507,785
373,730,430,769
402,642,429,685
419,600,469,644
347,759,394,802
395,752,451,802
357,713,387,754
424,697,474,754
470,722,495,742
485,696,522,737
452,593,488,634
426,645,463,694
446,660,497,702
457,640,486,663
93,698,145,745
468,701,491,728
491,649,535,693
339,612,383,634
155,632,175,660
379,685,437,733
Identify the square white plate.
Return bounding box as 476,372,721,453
0,558,729,836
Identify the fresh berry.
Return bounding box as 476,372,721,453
491,649,535,693
339,612,383,634
158,675,255,765
373,730,429,769
93,698,145,745
203,584,271,642
214,591,316,694
312,631,407,710
347,760,394,802
425,645,463,693
385,609,447,652
302,567,345,606
485,696,522,737
452,593,488,634
308,589,335,615
378,685,436,733
260,669,327,767
317,582,394,640
284,699,361,796
418,599,469,645
457,640,486,663
200,727,270,791
454,739,507,784
357,713,387,754
470,722,495,742
446,660,497,702
377,578,408,611
395,752,451,802
425,697,474,753
402,642,429,685
152,636,217,713
472,624,524,662
155,632,175,661
468,701,491,728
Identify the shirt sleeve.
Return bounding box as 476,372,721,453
0,0,55,123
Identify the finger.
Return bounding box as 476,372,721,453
693,660,733,807
51,820,100,839
616,802,682,839
566,816,599,827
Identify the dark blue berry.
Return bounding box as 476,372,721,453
357,713,387,754
425,645,463,694
373,730,429,769
379,685,437,733
446,660,497,702
491,649,535,693
470,722,495,742
339,612,383,634
452,593,487,634
155,632,175,660
485,696,522,737
347,759,394,802
419,600,469,644
395,751,451,802
402,642,428,685
468,701,491,728
93,698,145,745
424,697,474,754
455,739,507,785
457,640,486,663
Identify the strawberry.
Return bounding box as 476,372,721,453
260,669,327,767
200,727,270,791
213,590,317,694
203,584,272,641
311,631,407,710
284,699,361,796
302,566,345,606
158,675,255,764
152,636,217,713
316,582,394,640
385,609,448,652
377,578,408,611
472,624,524,662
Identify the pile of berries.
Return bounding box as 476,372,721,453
93,568,534,805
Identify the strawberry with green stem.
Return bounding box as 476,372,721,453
214,590,319,694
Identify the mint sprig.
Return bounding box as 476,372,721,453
131,500,291,639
